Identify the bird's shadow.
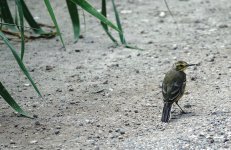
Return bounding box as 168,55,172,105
170,110,197,122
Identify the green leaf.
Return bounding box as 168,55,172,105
101,0,118,44
125,44,144,51
66,0,80,43
0,82,32,118
111,0,126,44
20,0,46,34
71,0,121,34
0,0,18,32
15,0,25,60
44,0,65,47
0,31,42,97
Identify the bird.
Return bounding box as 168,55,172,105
161,61,196,123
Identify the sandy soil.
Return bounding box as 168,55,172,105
1,0,231,149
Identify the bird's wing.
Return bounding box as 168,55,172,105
162,74,186,102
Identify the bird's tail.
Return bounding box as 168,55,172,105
161,102,173,123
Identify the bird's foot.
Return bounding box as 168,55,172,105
180,111,187,114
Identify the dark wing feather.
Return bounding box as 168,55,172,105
162,70,186,102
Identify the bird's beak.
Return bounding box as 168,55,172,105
187,64,197,67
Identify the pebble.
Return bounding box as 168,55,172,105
56,88,62,92
29,140,38,144
34,121,41,126
207,137,214,143
218,24,228,28
24,83,30,87
184,104,192,108
159,11,166,18
45,65,54,71
69,88,74,92
54,130,60,135
120,130,126,135
10,141,16,144
33,114,38,118
75,49,81,52
172,44,178,50
103,80,108,84
191,76,197,81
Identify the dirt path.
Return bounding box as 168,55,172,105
1,0,231,149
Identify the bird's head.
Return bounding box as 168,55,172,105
173,61,196,71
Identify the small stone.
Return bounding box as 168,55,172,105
147,41,153,44
34,121,41,126
159,19,164,23
29,140,38,144
194,19,201,24
79,35,84,39
54,130,60,135
76,66,83,69
24,83,30,87
56,88,62,92
159,11,166,18
218,24,228,28
134,110,139,113
33,114,38,118
223,138,229,143
46,65,54,71
136,122,141,125
110,134,117,139
111,64,119,67
10,141,16,144
115,128,120,132
85,119,91,124
125,123,130,126
172,44,178,50
191,76,197,81
120,130,126,135
103,80,108,84
140,30,145,34
207,137,214,143
32,104,37,108
184,104,192,108
75,49,81,52
69,88,74,92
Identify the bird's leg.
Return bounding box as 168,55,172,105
175,102,186,114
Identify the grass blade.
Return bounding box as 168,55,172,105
0,82,32,118
66,0,80,43
101,0,118,44
0,31,42,97
44,0,65,48
20,0,46,34
71,0,121,34
15,0,25,60
0,0,18,32
111,0,126,44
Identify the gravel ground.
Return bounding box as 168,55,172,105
1,0,231,149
